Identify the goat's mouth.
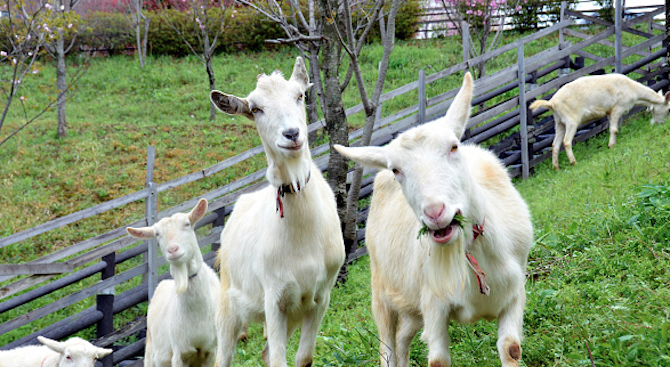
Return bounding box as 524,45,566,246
429,218,461,244
278,143,303,151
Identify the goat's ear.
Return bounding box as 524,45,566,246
443,72,473,139
38,336,65,353
664,91,670,103
189,198,208,224
96,347,113,358
289,56,310,90
334,144,388,171
210,90,253,120
126,227,156,239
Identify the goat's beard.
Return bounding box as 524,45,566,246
424,233,470,300
170,262,189,294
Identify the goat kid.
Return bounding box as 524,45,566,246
529,73,670,170
0,336,112,367
127,198,219,367
210,57,345,367
335,72,533,367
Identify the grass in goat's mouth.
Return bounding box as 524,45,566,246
417,213,470,239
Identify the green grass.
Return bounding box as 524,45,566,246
0,22,668,366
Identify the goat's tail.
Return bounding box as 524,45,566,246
529,99,553,112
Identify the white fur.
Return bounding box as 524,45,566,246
0,336,112,367
210,57,345,367
126,198,220,367
529,73,670,170
335,72,533,367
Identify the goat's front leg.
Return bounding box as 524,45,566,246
421,293,451,367
395,312,422,367
295,293,329,367
265,290,290,367
496,288,525,367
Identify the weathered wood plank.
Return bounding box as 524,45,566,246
0,188,149,249
0,264,146,334
0,263,73,276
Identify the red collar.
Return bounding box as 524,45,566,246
41,356,48,367
466,218,490,295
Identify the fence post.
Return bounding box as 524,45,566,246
96,252,115,367
517,40,530,180
559,1,566,45
614,0,622,73
462,21,470,64
418,69,426,126
145,146,158,301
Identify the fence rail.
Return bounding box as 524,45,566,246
1,2,668,366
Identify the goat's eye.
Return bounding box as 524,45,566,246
391,168,400,175
251,107,262,114
298,94,304,101
451,144,458,153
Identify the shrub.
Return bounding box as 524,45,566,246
366,0,422,41
78,11,136,55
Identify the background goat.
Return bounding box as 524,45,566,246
530,73,670,170
209,56,345,367
335,72,533,367
127,198,219,367
0,336,112,367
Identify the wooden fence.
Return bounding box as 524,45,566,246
1,2,667,366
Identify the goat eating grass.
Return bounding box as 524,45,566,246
529,73,670,170
210,56,345,367
127,198,219,367
335,72,533,367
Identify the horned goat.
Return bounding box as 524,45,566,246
335,72,533,367
126,198,219,367
0,336,112,367
209,56,345,367
529,73,670,170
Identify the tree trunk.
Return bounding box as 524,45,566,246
56,36,67,138
316,0,349,280
203,33,216,121
135,0,145,68
306,54,320,144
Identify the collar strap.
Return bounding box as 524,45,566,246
465,217,490,295
275,170,311,218
278,170,311,196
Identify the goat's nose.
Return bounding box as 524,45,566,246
423,203,445,225
167,245,179,254
282,128,300,141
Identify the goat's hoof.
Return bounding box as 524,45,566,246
429,360,449,367
508,343,521,361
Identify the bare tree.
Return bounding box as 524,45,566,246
234,0,405,282
156,0,229,120
121,0,150,67
34,0,86,138
0,0,86,146
438,0,522,78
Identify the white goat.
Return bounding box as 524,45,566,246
126,198,220,367
209,56,345,367
335,72,533,367
0,336,112,367
529,73,670,170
